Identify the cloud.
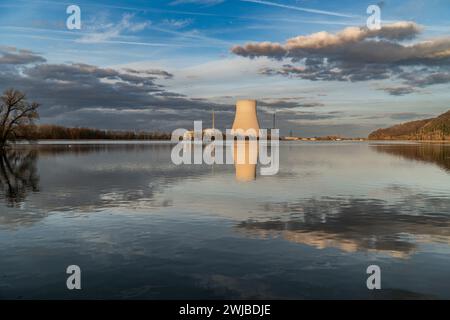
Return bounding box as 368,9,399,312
122,68,174,79
3,44,434,136
0,49,237,131
232,22,424,60
0,47,46,65
78,13,151,44
232,42,287,60
170,0,224,5
0,48,344,134
258,99,324,109
277,111,338,121
260,62,393,82
284,21,422,51
378,86,418,96
402,71,450,87
240,0,355,18
388,112,430,120
160,18,193,29
231,22,450,94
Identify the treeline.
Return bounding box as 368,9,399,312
23,124,171,140
368,119,432,140
369,110,450,141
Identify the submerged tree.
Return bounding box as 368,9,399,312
0,89,39,148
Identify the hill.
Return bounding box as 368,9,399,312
368,110,450,140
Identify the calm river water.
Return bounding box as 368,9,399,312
0,141,449,299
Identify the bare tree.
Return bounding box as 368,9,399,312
0,89,39,148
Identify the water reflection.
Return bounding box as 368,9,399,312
0,144,206,228
174,140,261,181
236,195,450,258
0,142,449,299
372,143,450,172
233,141,257,182
0,149,39,206
33,144,200,212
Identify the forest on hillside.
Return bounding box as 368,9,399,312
369,111,450,140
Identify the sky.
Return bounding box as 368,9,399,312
0,0,449,137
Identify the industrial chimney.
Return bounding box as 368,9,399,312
232,99,260,137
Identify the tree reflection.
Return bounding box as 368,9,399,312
0,149,39,206
372,143,450,172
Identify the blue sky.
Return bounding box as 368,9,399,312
1,0,450,136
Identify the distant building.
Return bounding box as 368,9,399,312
184,109,221,140
203,109,221,139
183,130,195,140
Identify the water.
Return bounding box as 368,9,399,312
0,141,449,299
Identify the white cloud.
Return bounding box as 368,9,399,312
170,0,224,5
161,18,194,29
78,13,151,44
240,0,356,18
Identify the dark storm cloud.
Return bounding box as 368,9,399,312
405,71,450,87
0,47,376,136
0,47,46,65
122,68,174,79
0,50,235,131
232,22,450,94
261,62,394,82
23,63,163,87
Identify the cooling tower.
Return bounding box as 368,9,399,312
232,100,260,137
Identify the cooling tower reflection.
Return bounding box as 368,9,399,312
232,141,258,182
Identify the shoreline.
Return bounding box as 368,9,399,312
5,139,450,146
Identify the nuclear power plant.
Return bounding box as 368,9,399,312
232,99,260,137
182,99,261,140
231,100,260,181
177,99,275,181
